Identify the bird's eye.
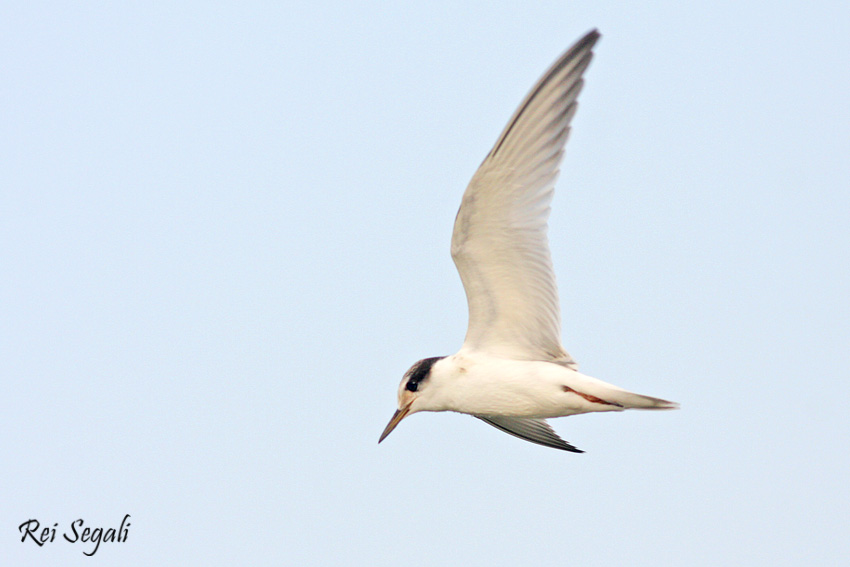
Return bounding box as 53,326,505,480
405,380,419,392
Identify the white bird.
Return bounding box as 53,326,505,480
379,30,678,452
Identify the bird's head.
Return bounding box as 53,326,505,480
379,356,445,443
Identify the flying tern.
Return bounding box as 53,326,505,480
379,30,678,452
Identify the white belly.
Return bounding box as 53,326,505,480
429,354,627,418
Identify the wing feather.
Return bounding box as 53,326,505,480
476,416,583,453
451,30,600,364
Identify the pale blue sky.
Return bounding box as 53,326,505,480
2,2,848,565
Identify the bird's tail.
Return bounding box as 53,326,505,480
567,372,679,411
615,391,679,410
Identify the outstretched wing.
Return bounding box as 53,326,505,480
476,416,583,453
451,30,599,365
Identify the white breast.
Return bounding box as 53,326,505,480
424,352,625,418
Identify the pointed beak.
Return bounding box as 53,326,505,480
378,402,412,444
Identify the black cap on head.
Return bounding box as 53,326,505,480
404,356,445,392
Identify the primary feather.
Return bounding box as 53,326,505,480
451,30,600,367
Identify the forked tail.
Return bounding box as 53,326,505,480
618,392,679,410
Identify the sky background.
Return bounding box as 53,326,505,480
2,2,848,565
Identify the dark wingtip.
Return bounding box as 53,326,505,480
581,28,602,47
